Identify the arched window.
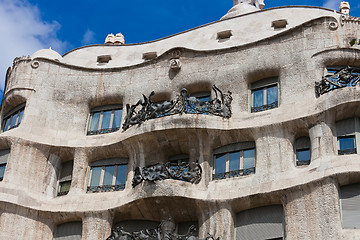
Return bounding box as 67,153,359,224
87,158,128,193
294,137,311,166
251,77,278,113
235,205,284,240
2,103,25,132
213,142,256,180
54,221,82,240
87,105,122,135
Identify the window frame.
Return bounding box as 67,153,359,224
57,160,74,196
2,103,25,132
0,149,10,181
294,137,311,166
338,135,357,155
250,77,279,113
87,158,128,193
335,118,359,155
87,104,122,135
212,142,256,180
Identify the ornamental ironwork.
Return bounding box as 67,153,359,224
122,85,232,131
213,167,255,180
315,66,360,98
251,101,278,113
132,161,202,187
106,220,219,240
87,184,125,193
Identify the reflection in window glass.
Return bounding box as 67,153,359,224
243,149,255,170
90,112,100,132
90,167,102,187
339,136,355,150
229,151,241,172
297,149,310,162
103,166,115,185
87,107,122,135
0,164,5,180
253,89,264,108
116,164,128,186
267,85,278,104
2,105,25,132
215,154,227,175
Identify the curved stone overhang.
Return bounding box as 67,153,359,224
60,6,340,69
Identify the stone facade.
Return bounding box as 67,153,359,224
1,4,360,240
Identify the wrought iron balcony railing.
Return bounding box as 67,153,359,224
132,161,202,187
251,102,278,113
213,167,255,180
122,85,232,131
338,148,357,155
296,160,311,166
87,184,125,193
87,127,120,135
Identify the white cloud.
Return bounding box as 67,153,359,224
81,29,95,45
0,0,67,89
322,0,340,10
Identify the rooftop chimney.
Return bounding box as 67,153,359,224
339,1,350,15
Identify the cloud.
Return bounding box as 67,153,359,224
322,0,340,10
81,29,96,45
0,0,68,89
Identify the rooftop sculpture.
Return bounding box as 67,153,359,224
222,0,265,19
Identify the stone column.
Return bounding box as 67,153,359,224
69,148,89,195
197,201,234,239
309,119,335,161
82,211,112,240
283,178,341,239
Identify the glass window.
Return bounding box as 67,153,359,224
186,92,211,114
251,84,278,112
2,105,25,132
58,160,73,196
0,149,10,181
88,160,128,193
54,221,82,240
338,136,356,155
213,144,256,180
294,137,311,166
87,105,122,135
0,164,6,181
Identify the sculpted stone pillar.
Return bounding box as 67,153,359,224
283,178,341,239
197,202,233,239
69,148,89,194
82,211,112,240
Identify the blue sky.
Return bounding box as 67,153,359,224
0,0,359,102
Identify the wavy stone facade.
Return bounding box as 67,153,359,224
1,4,360,240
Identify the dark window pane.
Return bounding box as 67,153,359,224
297,149,310,161
90,112,100,132
229,151,240,171
339,136,355,150
0,164,6,179
101,110,112,130
10,113,18,128
59,181,71,194
116,164,127,186
253,89,264,107
112,109,122,129
267,85,278,105
243,149,255,170
18,109,24,124
215,153,227,174
90,167,102,187
3,118,10,131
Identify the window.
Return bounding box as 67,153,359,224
87,105,122,135
54,221,82,240
213,142,255,180
0,149,9,181
336,118,359,155
186,92,211,114
87,158,128,193
340,183,360,229
235,205,284,240
251,77,278,112
58,161,73,196
2,104,25,132
294,137,311,166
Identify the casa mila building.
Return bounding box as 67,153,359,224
1,1,360,239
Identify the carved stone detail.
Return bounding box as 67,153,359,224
106,219,219,240
329,20,339,30
169,59,181,70
31,60,40,69
122,85,232,131
132,161,202,187
315,66,360,97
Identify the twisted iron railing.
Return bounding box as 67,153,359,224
122,85,232,131
132,162,202,187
